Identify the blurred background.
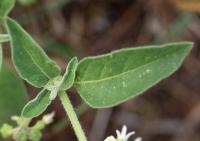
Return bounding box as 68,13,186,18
1,0,200,141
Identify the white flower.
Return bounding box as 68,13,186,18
104,136,116,141
104,125,142,141
116,125,135,141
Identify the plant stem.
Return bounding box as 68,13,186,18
58,91,87,141
52,103,89,134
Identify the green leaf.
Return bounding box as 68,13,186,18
0,34,10,43
0,0,15,18
74,42,193,108
29,128,42,141
6,18,61,88
22,89,51,118
0,124,14,138
28,121,45,141
0,66,28,126
0,45,2,70
45,57,78,100
60,57,78,90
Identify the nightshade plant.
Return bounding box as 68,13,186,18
0,0,193,141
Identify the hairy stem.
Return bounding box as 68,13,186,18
58,91,87,141
52,103,89,134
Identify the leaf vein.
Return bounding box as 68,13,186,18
74,52,175,84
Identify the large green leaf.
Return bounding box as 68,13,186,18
22,89,51,118
0,0,15,18
6,18,61,88
0,66,28,126
0,45,2,70
74,42,193,108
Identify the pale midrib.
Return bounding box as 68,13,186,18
23,46,51,79
75,51,177,84
8,19,52,80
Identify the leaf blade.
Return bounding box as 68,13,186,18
75,42,193,108
0,45,2,70
0,0,15,18
0,66,28,125
6,18,61,87
22,89,51,118
60,57,78,90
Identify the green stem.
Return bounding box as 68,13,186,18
58,91,87,141
52,103,89,134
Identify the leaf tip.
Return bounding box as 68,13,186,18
182,41,194,48
0,0,15,18
167,41,194,56
71,56,78,63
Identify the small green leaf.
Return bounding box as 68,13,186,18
22,89,51,118
45,57,78,100
14,130,28,141
61,57,78,90
0,124,14,138
0,45,2,70
0,66,28,126
6,18,61,88
29,128,42,141
75,42,193,108
0,34,10,43
0,0,15,18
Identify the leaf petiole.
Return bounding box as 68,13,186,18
58,91,87,141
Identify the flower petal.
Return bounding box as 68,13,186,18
134,137,142,141
104,136,116,141
125,131,135,140
121,125,127,137
116,130,121,138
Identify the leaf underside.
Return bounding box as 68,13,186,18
75,42,193,108
22,89,51,118
6,18,60,88
0,66,28,125
0,45,2,70
0,0,15,18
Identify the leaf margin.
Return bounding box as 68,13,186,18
5,17,61,88
21,89,51,118
74,42,193,108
